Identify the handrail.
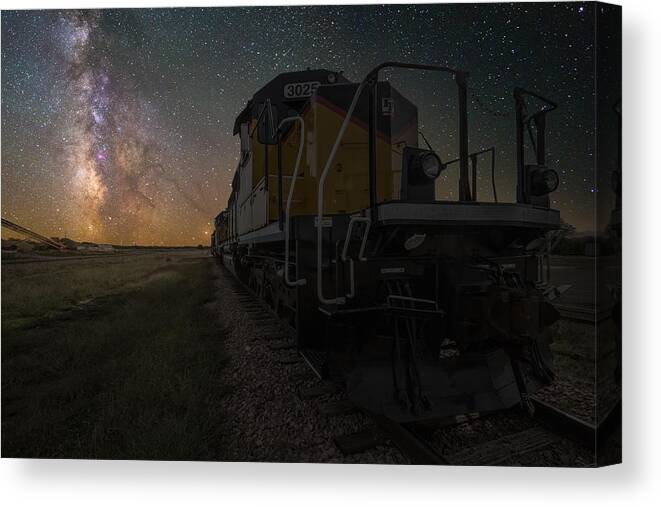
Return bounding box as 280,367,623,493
341,215,371,299
442,146,497,203
514,88,558,203
514,87,558,119
340,216,371,262
250,98,276,138
316,62,468,306
279,116,307,287
316,80,369,305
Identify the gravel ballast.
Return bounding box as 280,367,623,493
210,263,406,464
209,262,613,466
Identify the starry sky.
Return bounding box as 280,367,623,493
1,2,616,246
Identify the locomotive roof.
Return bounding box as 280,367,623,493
232,68,350,135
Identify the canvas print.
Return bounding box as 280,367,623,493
1,2,621,466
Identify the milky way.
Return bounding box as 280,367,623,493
1,4,620,245
57,12,158,242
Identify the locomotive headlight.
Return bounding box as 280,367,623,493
420,152,442,180
402,147,444,198
531,168,560,196
327,73,337,83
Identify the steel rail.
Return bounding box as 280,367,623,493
529,396,596,445
367,413,448,465
556,303,613,323
368,397,620,466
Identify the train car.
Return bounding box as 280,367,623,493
211,210,228,257
212,62,564,423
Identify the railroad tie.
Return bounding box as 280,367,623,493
249,333,287,343
288,370,313,382
277,353,301,365
298,382,338,399
319,400,357,417
444,427,560,466
260,332,289,341
268,341,297,351
250,315,274,322
334,428,383,455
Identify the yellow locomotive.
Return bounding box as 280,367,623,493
212,62,562,422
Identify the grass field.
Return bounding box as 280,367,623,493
2,251,228,459
2,252,203,329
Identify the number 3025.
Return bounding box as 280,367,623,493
283,81,320,99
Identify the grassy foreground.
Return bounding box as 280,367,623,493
2,254,227,460
1,253,203,329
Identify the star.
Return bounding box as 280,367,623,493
1,3,620,243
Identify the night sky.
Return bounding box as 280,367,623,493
2,2,608,246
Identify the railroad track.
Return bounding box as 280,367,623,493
372,394,620,466
220,264,619,466
556,303,613,324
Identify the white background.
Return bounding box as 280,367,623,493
1,0,659,505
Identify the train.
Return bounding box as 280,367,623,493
211,61,564,423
